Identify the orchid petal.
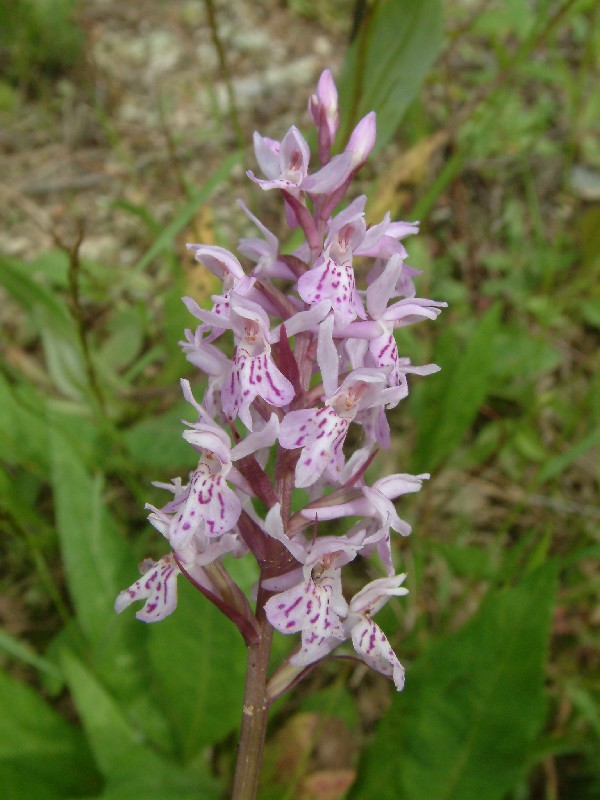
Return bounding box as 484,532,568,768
222,350,294,430
115,554,180,623
265,570,346,641
280,126,310,180
180,379,215,425
230,413,279,461
275,300,331,339
345,112,376,169
280,407,350,489
252,132,281,178
317,313,338,397
374,473,430,499
302,151,353,194
382,298,447,325
182,296,228,330
366,254,404,319
349,574,409,616
297,253,363,325
169,467,241,544
350,618,405,690
186,244,247,283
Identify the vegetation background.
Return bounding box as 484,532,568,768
0,1,599,798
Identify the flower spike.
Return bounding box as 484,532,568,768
116,69,446,703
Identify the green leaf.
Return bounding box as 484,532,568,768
49,428,135,647
0,667,99,795
337,0,443,152
61,651,220,797
354,563,557,800
0,629,61,679
0,764,63,800
49,426,179,748
0,256,87,399
77,791,210,800
0,372,49,474
60,649,156,776
412,304,502,472
97,306,146,373
148,578,247,757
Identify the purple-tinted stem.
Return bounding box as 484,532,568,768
232,291,322,795
232,321,309,794
279,253,308,278
231,579,274,800
318,174,354,226
293,331,316,394
254,279,299,319
174,556,260,646
281,190,321,259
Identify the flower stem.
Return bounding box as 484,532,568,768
231,582,274,800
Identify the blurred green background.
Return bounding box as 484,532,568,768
1,0,599,798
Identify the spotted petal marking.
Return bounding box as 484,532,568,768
351,617,405,691
290,629,341,667
280,406,350,488
114,554,180,623
369,329,402,386
297,253,363,325
265,573,346,640
222,349,294,430
169,465,241,546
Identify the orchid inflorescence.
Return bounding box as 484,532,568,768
115,70,446,695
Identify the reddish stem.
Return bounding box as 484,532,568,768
231,580,274,800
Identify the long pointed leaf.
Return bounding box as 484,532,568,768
0,667,99,795
61,651,220,797
412,304,502,471
354,563,557,800
338,0,443,152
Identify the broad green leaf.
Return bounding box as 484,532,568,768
0,372,51,474
97,306,146,373
0,764,63,800
60,649,159,776
48,428,176,752
61,651,220,797
0,373,101,476
337,0,443,152
354,563,557,800
412,304,502,472
49,428,135,647
0,667,99,795
148,579,246,758
77,791,209,800
0,256,87,399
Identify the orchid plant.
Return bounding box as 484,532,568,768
115,70,445,799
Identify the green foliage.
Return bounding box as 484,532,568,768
0,0,598,797
0,0,84,90
411,304,502,472
1,257,87,400
0,668,100,796
337,0,444,152
148,580,247,759
354,564,558,800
